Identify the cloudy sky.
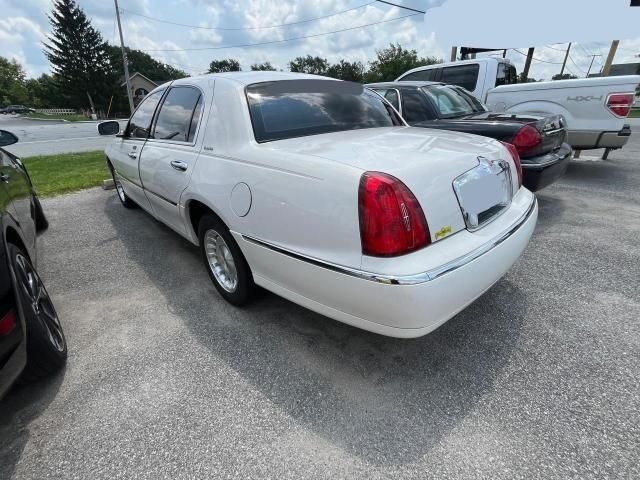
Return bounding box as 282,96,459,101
2,0,640,81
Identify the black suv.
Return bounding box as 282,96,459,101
0,129,66,399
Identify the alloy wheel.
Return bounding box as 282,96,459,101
14,253,66,352
204,230,238,293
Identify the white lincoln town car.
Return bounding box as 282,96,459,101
98,72,538,338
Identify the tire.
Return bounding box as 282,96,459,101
8,244,67,382
108,161,136,209
198,214,255,306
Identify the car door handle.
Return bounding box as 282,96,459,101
128,152,137,159
170,160,188,172
0,173,9,183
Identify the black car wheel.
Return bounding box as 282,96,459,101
9,244,67,382
108,161,136,209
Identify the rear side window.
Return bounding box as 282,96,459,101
399,68,439,82
440,64,480,92
401,90,435,123
127,90,163,139
246,80,401,142
153,87,203,142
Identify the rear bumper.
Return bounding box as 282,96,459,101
521,142,572,191
567,125,632,150
237,190,537,338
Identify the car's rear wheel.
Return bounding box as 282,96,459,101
108,161,136,209
198,214,255,306
8,244,67,382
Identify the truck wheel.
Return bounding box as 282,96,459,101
198,214,255,306
9,244,67,382
108,161,136,209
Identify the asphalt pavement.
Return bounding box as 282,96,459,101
0,115,123,157
0,132,639,479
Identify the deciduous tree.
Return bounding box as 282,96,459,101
208,59,241,73
288,56,328,75
365,44,441,82
325,60,366,83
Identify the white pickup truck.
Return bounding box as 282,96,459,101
397,57,640,156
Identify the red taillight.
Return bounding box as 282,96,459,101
606,93,634,118
500,141,523,188
358,172,430,257
511,124,542,156
0,309,17,336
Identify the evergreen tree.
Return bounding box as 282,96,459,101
44,0,111,110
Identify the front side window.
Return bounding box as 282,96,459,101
153,87,203,142
439,64,480,91
246,80,402,143
371,88,400,110
421,85,486,118
127,90,163,139
495,62,518,87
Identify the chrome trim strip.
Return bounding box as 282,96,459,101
241,197,537,286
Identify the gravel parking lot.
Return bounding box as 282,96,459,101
1,134,639,479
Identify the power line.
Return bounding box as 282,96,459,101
121,1,377,31
136,13,421,52
375,0,426,14
544,44,568,52
567,54,587,73
511,49,562,64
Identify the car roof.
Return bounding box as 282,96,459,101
365,81,443,89
169,71,342,88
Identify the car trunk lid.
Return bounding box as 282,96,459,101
265,126,518,243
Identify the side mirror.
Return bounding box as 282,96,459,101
97,120,121,136
0,130,18,147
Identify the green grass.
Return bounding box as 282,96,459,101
23,151,109,196
629,108,640,118
25,112,90,122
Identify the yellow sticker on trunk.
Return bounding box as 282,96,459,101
435,226,452,240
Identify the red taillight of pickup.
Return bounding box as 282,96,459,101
500,141,523,188
358,172,431,257
511,124,542,157
606,93,635,118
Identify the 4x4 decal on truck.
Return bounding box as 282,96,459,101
567,95,603,102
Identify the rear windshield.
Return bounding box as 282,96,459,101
421,84,486,118
246,80,401,142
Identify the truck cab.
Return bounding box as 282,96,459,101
397,58,518,102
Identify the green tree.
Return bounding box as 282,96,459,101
288,55,328,75
208,59,241,73
106,46,187,82
44,0,112,111
250,62,276,71
25,74,62,108
365,44,441,82
551,73,578,81
518,72,540,83
325,60,366,82
0,57,29,106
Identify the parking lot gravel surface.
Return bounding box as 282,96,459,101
0,135,639,479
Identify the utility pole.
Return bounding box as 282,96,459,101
601,40,619,76
115,0,134,114
586,54,602,77
560,42,571,76
450,46,457,62
522,47,535,82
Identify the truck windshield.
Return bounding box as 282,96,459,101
246,80,402,142
421,85,486,119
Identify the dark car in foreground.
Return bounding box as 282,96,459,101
367,81,572,191
0,129,66,400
